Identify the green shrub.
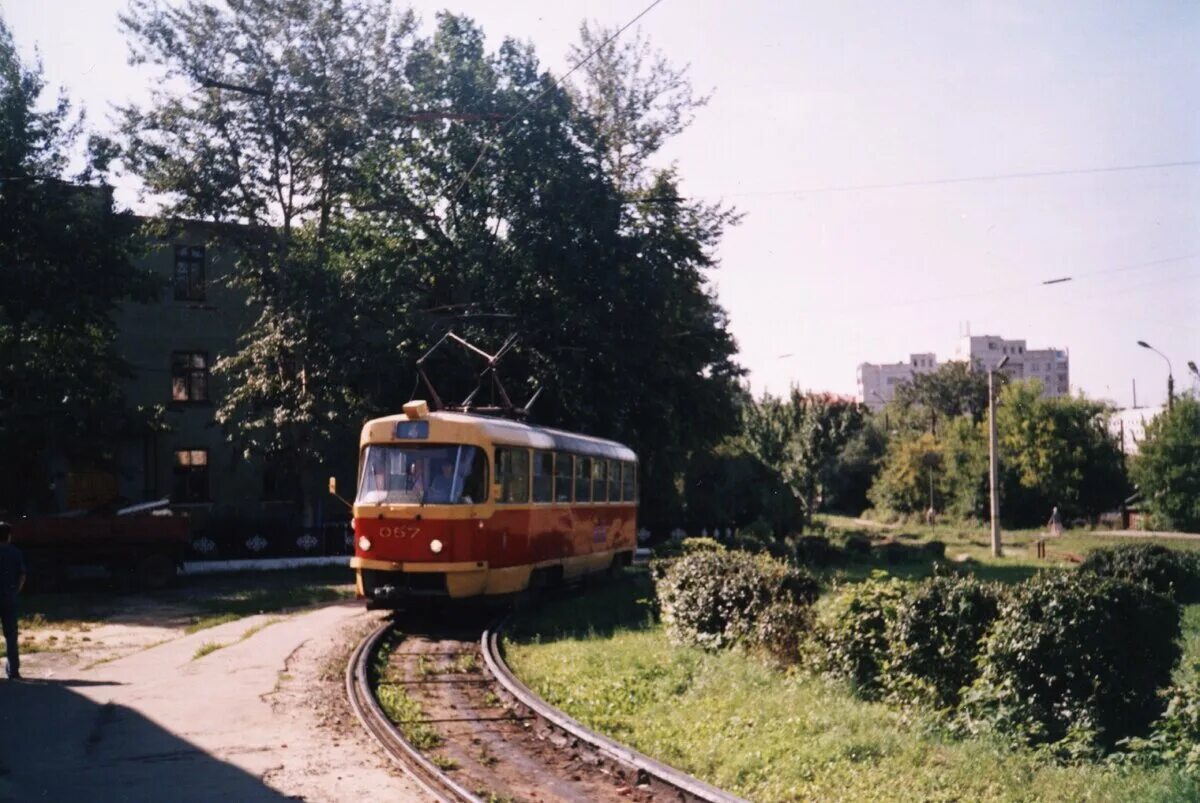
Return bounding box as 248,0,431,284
806,573,907,698
961,571,1181,751
655,550,819,654
1120,663,1200,773
1078,543,1200,603
681,536,726,555
885,574,1002,709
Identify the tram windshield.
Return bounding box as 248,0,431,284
357,444,488,505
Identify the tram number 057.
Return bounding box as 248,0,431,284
378,526,421,539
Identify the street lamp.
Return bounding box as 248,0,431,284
1188,360,1199,380
1137,340,1174,411
988,355,1009,558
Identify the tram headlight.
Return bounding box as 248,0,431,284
429,539,444,554
358,536,372,552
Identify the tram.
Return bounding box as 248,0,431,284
340,400,638,606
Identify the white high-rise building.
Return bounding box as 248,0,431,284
959,335,1070,397
857,353,938,411
857,335,1069,411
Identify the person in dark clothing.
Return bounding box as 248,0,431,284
0,522,26,679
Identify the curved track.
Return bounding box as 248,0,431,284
346,614,746,803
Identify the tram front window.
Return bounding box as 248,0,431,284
357,445,487,505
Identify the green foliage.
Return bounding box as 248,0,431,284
741,390,869,526
0,20,157,513
820,419,887,515
868,432,942,515
1131,398,1200,533
961,571,1181,750
996,380,1128,526
680,536,725,555
1121,664,1200,773
120,1,743,528
655,550,818,654
894,360,997,424
1079,543,1200,603
807,574,907,698
870,380,1128,526
885,574,1002,709
682,440,801,536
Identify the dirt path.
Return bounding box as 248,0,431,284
0,602,430,802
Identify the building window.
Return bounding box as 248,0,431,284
174,245,206,302
171,352,209,402
173,449,208,502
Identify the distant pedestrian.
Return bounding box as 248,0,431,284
0,522,26,679
1047,506,1064,537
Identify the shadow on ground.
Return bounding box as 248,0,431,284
0,679,290,802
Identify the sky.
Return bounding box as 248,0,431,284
4,0,1198,408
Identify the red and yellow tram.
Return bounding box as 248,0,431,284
346,400,638,605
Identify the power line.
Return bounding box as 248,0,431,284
686,159,1200,199
442,0,668,203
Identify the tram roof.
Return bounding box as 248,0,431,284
363,410,637,462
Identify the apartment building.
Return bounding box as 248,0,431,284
857,335,1070,411
856,353,938,411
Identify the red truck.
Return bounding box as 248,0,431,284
10,499,191,591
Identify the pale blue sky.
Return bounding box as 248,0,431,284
5,0,1198,407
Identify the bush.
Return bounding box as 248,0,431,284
1078,543,1200,603
806,573,907,698
885,574,1002,709
961,571,1181,751
1121,663,1200,773
655,550,819,655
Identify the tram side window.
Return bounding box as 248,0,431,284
592,459,607,502
496,447,530,504
553,452,573,502
621,462,637,502
575,456,592,503
532,451,554,503
607,459,620,502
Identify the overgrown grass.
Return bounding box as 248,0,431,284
192,641,224,660
373,632,443,751
505,565,1200,802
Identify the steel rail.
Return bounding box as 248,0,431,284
480,622,749,803
344,619,484,803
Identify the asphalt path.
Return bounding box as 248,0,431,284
0,602,429,802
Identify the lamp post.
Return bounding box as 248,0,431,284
988,355,1009,558
1137,340,1174,411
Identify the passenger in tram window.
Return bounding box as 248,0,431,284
406,461,425,495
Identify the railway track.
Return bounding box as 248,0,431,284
345,614,746,803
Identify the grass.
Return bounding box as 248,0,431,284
504,537,1200,803
192,641,224,660
373,632,443,751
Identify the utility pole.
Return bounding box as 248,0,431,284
988,355,1009,558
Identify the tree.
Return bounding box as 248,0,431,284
742,390,868,528
868,432,943,516
120,4,744,530
893,360,997,430
0,19,155,514
120,0,420,516
566,21,709,190
1131,398,1200,532
995,380,1127,526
